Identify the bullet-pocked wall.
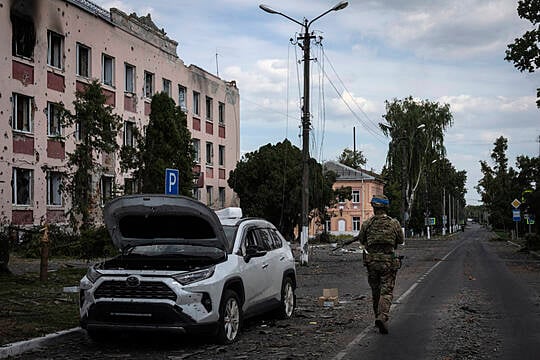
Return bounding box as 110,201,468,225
0,0,240,226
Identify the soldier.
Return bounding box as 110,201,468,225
342,194,404,334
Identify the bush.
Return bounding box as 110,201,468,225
525,233,540,251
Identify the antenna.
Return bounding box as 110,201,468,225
215,49,220,77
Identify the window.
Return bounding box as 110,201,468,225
353,217,361,231
205,96,213,120
325,219,331,232
76,43,90,77
352,190,360,203
75,120,85,141
47,30,63,69
206,186,213,206
193,91,200,116
47,102,62,136
206,142,213,165
193,139,201,163
12,168,33,206
47,171,62,206
101,175,114,203
163,78,172,97
125,63,135,93
102,54,114,86
124,178,137,195
218,145,225,167
144,71,154,98
178,85,187,111
124,121,135,147
12,93,33,133
12,13,35,58
219,187,226,208
218,102,225,125
193,188,201,200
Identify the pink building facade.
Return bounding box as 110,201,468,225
1,0,240,226
321,161,385,236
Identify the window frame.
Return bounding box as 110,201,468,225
12,167,33,206
163,78,172,97
101,53,115,86
193,91,200,116
218,187,226,208
123,121,135,147
178,85,187,111
47,102,62,137
206,141,214,165
46,171,63,206
193,139,201,163
125,63,135,93
12,13,35,59
144,71,154,98
352,190,360,203
47,30,63,69
205,96,213,120
353,216,361,231
12,93,33,133
218,102,225,125
101,175,114,204
218,145,225,167
206,185,213,206
76,43,91,78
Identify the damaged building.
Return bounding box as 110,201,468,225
0,0,241,226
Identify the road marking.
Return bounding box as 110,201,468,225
332,241,464,360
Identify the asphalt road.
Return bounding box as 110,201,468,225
339,224,540,360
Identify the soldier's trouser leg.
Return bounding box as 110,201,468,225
367,271,381,317
377,269,397,322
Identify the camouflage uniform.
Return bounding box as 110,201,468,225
356,198,404,333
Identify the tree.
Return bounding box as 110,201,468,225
120,92,194,195
228,140,336,241
505,0,540,107
337,148,366,169
476,137,520,230
379,96,453,231
60,80,122,231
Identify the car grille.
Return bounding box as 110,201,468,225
94,280,177,300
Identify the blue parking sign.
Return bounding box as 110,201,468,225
165,168,179,195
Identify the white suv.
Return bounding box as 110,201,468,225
79,194,296,344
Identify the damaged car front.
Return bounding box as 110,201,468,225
79,194,231,340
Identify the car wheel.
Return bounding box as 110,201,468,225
216,289,242,344
277,277,295,319
86,329,105,342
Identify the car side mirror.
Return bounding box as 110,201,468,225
244,246,265,262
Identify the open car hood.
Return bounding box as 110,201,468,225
103,194,228,252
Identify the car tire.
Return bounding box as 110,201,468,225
277,277,295,319
216,289,242,344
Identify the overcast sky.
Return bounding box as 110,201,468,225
95,0,539,205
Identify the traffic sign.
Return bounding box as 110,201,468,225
165,168,179,195
511,199,521,209
512,210,521,222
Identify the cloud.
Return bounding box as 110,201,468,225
438,95,536,113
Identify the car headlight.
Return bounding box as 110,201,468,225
172,266,215,285
86,266,102,283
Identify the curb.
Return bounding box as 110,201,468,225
506,240,540,258
0,327,82,359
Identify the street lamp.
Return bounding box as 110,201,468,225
260,2,348,265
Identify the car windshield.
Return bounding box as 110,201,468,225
127,244,226,260
222,225,238,253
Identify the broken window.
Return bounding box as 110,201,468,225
218,102,225,125
47,102,62,136
125,63,135,93
12,93,33,132
11,13,35,58
206,96,213,120
193,91,200,116
101,175,114,204
144,71,154,97
47,30,63,69
47,171,62,206
77,43,91,77
12,167,33,206
102,53,114,86
178,85,187,111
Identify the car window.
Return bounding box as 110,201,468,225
256,229,273,251
269,229,283,249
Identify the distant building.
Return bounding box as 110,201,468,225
1,0,240,226
321,161,384,236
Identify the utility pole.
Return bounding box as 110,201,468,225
260,2,348,265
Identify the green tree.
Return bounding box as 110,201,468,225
515,155,540,235
337,148,366,169
123,92,194,195
379,96,453,231
228,140,336,241
505,0,540,106
476,137,520,230
60,80,121,231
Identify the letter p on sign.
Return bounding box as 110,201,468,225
165,168,179,195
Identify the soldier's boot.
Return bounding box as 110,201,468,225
375,316,388,334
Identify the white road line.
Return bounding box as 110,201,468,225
332,241,464,360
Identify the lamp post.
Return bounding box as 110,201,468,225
260,1,348,265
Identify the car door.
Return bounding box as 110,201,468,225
240,227,272,307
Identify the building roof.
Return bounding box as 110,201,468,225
324,161,381,182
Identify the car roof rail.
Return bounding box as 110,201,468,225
215,207,243,220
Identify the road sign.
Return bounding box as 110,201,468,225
512,210,521,222
442,215,447,225
165,168,179,195
511,199,521,209
527,215,535,225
